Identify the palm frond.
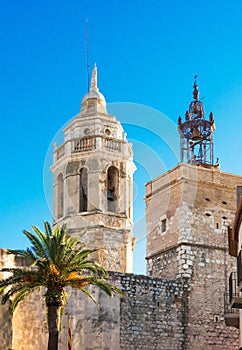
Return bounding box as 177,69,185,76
23,229,48,259
44,221,53,236
7,248,37,264
11,287,33,311
79,287,98,305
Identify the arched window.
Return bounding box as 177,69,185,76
107,166,119,212
80,168,88,212
57,173,64,219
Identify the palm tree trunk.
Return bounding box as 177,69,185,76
47,305,61,350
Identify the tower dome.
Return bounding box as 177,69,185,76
81,64,107,115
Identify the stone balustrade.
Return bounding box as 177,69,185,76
73,136,96,152
104,137,122,152
56,144,65,160
54,136,130,161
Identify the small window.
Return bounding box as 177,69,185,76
205,213,211,217
222,201,227,205
161,219,167,233
105,128,111,136
205,198,210,201
216,222,219,229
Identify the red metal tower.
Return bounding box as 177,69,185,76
178,77,216,167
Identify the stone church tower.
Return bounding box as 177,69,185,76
51,65,135,272
145,78,242,349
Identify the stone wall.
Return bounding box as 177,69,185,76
0,249,29,350
145,164,242,349
184,247,239,350
1,259,237,350
118,273,186,350
0,302,12,350
12,290,48,350
0,261,186,350
145,164,242,262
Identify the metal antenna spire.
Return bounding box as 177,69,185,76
86,18,90,91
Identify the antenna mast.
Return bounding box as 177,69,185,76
86,18,90,91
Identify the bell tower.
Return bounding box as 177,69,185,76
51,65,136,272
145,78,242,349
178,76,216,166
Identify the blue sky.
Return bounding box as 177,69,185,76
1,0,242,274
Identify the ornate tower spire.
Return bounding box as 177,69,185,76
80,63,107,114
90,63,98,91
193,75,199,100
178,77,216,167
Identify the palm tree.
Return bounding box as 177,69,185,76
0,222,123,350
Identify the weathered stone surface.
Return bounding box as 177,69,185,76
51,89,136,273
3,270,187,350
118,273,185,350
145,163,242,349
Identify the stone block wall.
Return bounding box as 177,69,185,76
145,164,242,349
184,247,239,350
146,246,179,278
118,273,186,350
0,247,238,350
0,263,186,350
0,249,30,350
0,301,13,350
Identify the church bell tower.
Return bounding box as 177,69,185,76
178,76,216,166
51,65,136,272
145,78,242,349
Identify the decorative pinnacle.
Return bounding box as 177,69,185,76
90,63,98,91
193,74,199,100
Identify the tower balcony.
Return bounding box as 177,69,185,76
54,135,133,162
229,271,242,309
224,293,239,328
74,136,96,152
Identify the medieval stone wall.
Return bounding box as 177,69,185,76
0,302,12,350
0,256,187,350
0,247,239,350
146,246,179,278
0,249,28,350
118,273,186,350
145,164,242,350
184,248,239,350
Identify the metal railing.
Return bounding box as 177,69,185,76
237,250,242,285
229,272,240,302
224,293,239,314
